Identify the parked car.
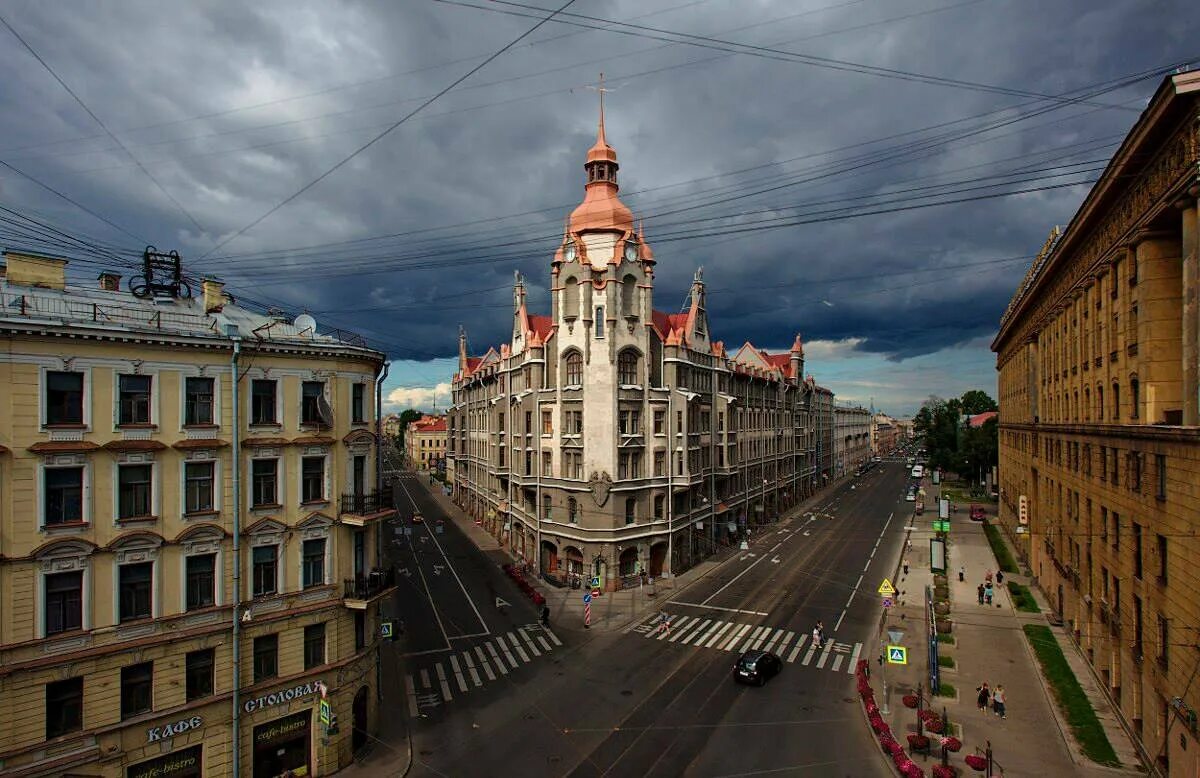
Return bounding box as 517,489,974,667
734,650,782,686
969,504,986,521
412,512,424,523
905,491,916,502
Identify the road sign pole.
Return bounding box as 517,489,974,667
584,603,591,628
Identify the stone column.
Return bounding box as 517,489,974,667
1133,229,1182,424
1180,188,1199,425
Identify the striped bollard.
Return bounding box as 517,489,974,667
584,591,593,629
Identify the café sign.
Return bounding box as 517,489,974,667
243,679,325,713
147,716,202,743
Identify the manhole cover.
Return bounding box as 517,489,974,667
621,690,633,696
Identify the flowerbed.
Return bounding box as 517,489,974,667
856,659,925,777
501,563,546,606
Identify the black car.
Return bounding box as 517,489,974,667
734,649,782,686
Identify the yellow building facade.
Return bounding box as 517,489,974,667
993,72,1200,775
404,415,446,470
0,251,396,777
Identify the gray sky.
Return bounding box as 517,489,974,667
0,0,1193,414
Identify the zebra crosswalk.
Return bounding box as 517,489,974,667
629,613,862,674
406,624,562,715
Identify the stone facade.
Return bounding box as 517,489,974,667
992,72,1200,776
0,252,394,777
872,412,900,456
834,405,873,476
404,415,447,470
447,114,834,589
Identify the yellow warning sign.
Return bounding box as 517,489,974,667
877,578,896,596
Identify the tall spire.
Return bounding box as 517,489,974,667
571,72,631,234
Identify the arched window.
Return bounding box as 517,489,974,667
1129,376,1139,419
1112,381,1121,420
1097,384,1104,420
564,350,583,387
567,497,578,524
618,348,640,386
621,273,638,317
562,275,579,321
1084,387,1090,421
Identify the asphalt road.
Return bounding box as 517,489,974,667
397,461,915,778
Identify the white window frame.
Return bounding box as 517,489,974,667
112,542,161,625
112,369,159,430
350,380,370,425
248,535,285,599
248,376,283,427
248,454,283,510
112,454,160,522
180,542,224,613
179,372,222,431
298,451,331,505
299,379,329,428
37,548,93,638
40,365,91,430
180,455,221,517
38,455,92,529
298,531,332,589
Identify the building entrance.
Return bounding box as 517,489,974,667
253,710,312,777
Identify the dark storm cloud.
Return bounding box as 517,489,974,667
0,0,1194,374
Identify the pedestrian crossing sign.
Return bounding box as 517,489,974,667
319,699,332,726
877,578,897,596
887,645,907,665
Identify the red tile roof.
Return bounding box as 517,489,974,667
413,417,447,433
967,411,998,428
527,314,554,340
652,310,688,339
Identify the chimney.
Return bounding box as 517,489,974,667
98,272,122,292
2,251,67,290
202,277,226,313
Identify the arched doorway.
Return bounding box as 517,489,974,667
352,686,369,754
618,547,638,577
649,542,667,577
564,546,583,586
541,540,558,575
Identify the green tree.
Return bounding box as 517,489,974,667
397,408,422,447
960,389,997,416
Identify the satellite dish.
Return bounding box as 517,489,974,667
294,313,316,335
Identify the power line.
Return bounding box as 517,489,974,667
0,14,207,236
0,158,148,245
197,0,583,260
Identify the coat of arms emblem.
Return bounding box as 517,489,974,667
588,470,613,507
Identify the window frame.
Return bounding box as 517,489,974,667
120,662,154,720
186,648,215,702
185,553,217,611
251,544,280,598
46,677,84,740
42,463,87,527
617,349,640,386
301,537,327,589
250,379,279,426
304,622,327,670
564,351,583,387
183,460,216,515
251,457,280,508
351,382,367,424
183,376,216,427
117,373,153,427
253,633,279,683
44,570,84,636
116,462,155,520
300,455,327,504
44,369,86,427
118,561,154,623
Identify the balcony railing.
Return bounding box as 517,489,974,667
340,491,391,516
343,567,396,603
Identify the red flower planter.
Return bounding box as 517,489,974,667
907,734,930,752
964,754,988,772
932,765,958,778
884,738,905,757
940,736,962,752
925,717,945,734
902,694,919,709
900,763,926,778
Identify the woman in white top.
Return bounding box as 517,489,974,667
992,685,1007,719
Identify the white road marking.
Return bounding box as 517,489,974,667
680,619,713,645
722,624,752,650
405,674,420,717
700,541,784,605
774,630,795,656
497,638,519,669
763,628,785,653
485,642,508,675
449,654,468,693
694,621,722,647
801,641,818,665
752,627,771,650
435,662,454,701
544,628,563,646
848,643,862,673
741,626,766,652
659,615,691,640
668,617,698,643
536,635,552,652
462,652,482,686
816,640,834,668
704,621,734,648
508,633,531,663
787,635,808,663
519,628,543,657
835,510,894,633
474,646,497,681
832,655,844,672
419,668,431,688
668,601,770,616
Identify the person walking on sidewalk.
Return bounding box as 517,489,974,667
992,685,1007,719
996,570,1005,586
977,583,985,605
812,624,824,649
657,610,671,636
976,682,992,712
903,559,910,576
958,565,965,583
985,581,994,605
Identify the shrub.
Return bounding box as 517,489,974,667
937,654,955,668
936,618,953,634
1007,580,1041,613
937,633,956,645
935,682,956,697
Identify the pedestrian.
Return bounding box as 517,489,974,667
985,581,994,605
958,565,965,583
992,685,1007,719
658,610,671,635
985,570,994,584
996,570,1005,585
541,604,550,627
903,559,910,576
976,682,991,712
977,583,985,605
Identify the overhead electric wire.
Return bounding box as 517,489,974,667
0,158,149,245
197,0,583,260
0,14,208,236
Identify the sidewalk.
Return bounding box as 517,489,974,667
419,474,852,634
879,488,1144,776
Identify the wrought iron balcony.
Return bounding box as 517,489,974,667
343,567,396,607
340,491,392,517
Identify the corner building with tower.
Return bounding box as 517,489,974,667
448,109,837,588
